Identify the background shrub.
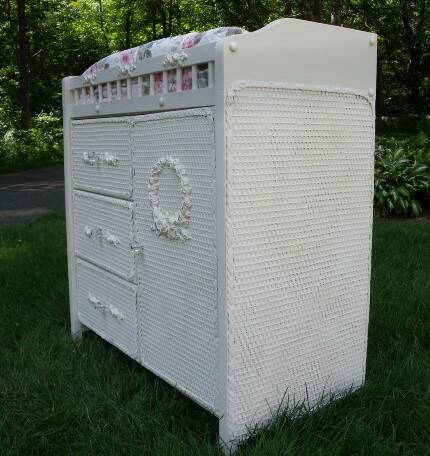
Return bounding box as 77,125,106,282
0,111,63,173
374,133,430,217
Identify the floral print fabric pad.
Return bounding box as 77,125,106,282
82,27,245,85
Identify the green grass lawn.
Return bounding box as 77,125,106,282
0,213,429,455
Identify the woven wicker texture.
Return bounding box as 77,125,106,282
224,83,374,441
133,108,218,413
156,165,183,214
77,260,138,359
71,118,132,199
74,190,135,281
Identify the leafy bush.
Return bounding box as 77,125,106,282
0,111,63,173
374,133,430,217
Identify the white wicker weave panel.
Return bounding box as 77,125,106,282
224,83,374,442
71,118,132,199
74,190,135,281
77,260,138,359
133,108,218,413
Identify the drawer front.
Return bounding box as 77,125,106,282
77,260,138,359
71,118,132,199
74,190,135,281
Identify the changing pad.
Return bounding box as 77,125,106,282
83,27,245,81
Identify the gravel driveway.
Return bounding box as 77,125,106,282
0,165,65,227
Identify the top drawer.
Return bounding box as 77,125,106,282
71,118,132,199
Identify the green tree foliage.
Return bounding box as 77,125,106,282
1,1,429,209
1,0,429,129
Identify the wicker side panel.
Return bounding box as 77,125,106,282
71,118,132,199
74,190,135,281
224,83,374,442
133,108,218,413
77,260,138,359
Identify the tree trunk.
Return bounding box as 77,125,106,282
5,0,11,22
375,53,383,129
284,0,293,17
161,2,168,38
97,0,110,53
406,58,423,115
148,0,157,40
124,0,134,48
330,0,342,25
361,0,369,30
17,0,31,129
151,12,157,41
400,1,425,115
301,0,322,22
152,18,157,40
167,3,175,36
175,0,181,32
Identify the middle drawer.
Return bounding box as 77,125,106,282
74,190,135,281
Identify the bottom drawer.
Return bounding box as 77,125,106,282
77,260,138,359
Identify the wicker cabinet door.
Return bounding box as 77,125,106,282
132,108,218,414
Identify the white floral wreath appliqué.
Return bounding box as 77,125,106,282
148,157,192,241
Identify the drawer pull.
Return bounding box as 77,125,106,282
109,306,125,321
84,225,102,239
82,151,100,165
88,292,105,310
82,152,119,167
130,243,144,254
88,293,125,321
103,232,121,246
103,153,119,166
84,225,120,247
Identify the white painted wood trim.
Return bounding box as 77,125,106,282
62,76,85,339
213,39,229,452
70,88,215,119
221,18,377,99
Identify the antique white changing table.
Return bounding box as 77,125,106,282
62,18,377,452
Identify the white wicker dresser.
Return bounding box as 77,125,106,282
62,19,377,452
